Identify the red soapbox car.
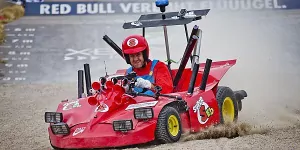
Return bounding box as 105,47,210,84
44,1,247,149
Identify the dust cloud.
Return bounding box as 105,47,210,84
180,122,269,142
146,8,300,138
190,9,300,129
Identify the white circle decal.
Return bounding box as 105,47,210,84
127,38,138,47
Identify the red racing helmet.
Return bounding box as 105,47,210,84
121,35,149,64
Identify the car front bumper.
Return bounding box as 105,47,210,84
49,121,157,149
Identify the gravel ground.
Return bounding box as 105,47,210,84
0,83,299,150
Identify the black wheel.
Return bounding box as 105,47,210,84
50,143,62,150
155,106,182,143
216,86,239,124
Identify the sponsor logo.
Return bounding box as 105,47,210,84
131,21,142,27
126,101,158,110
62,100,81,111
95,103,109,112
25,0,293,16
73,127,86,136
193,97,214,124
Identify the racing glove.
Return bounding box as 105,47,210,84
135,78,152,89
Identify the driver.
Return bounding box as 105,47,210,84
122,34,173,95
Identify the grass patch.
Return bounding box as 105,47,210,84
0,4,25,63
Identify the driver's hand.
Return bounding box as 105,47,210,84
135,78,152,89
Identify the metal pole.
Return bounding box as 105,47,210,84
184,24,189,43
173,35,199,89
191,29,202,70
163,25,171,69
143,27,145,37
103,35,123,59
84,64,92,96
78,70,84,98
200,59,212,91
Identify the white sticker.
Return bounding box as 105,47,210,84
172,11,196,19
63,100,81,111
184,11,196,18
193,97,214,124
131,21,142,27
73,127,86,136
126,101,158,110
127,38,138,47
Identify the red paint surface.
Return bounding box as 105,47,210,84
48,59,237,149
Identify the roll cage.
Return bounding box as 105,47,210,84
102,1,210,93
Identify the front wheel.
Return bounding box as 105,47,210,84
155,106,182,143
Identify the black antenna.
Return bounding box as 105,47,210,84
104,61,108,77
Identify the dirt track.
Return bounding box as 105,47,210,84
1,9,300,150
0,83,299,150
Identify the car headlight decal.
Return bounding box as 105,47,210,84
113,120,133,131
50,122,70,135
45,112,63,123
134,108,154,120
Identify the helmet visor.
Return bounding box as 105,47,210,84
123,47,145,54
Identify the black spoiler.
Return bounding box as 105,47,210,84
123,9,210,29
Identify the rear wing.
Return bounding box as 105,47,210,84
123,9,210,29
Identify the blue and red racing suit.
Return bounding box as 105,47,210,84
126,59,173,95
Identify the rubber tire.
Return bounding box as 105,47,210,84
155,106,182,144
51,144,61,150
216,86,239,124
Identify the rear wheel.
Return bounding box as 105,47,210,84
216,86,239,124
155,106,182,143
